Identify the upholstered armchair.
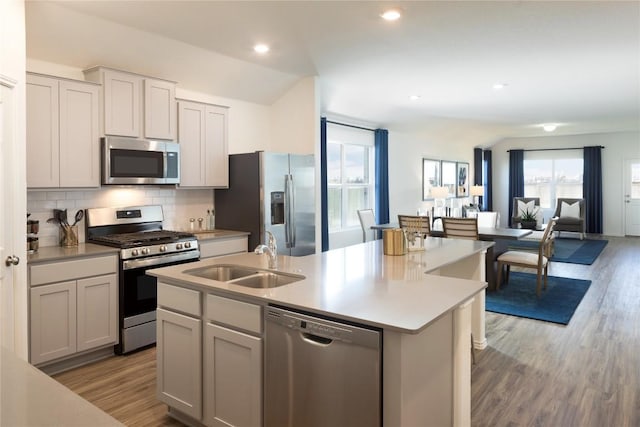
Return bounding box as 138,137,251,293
553,198,586,240
511,197,542,228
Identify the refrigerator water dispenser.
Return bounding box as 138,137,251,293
271,191,285,224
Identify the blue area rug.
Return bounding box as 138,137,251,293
486,272,591,325
507,238,608,265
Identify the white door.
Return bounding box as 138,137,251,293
625,159,640,236
1,77,28,358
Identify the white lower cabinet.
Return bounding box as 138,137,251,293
204,324,262,427
29,254,118,366
156,282,263,427
157,308,202,420
30,281,77,364
30,273,117,365
199,236,248,260
77,275,118,352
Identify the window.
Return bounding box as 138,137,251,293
326,123,375,231
523,150,583,208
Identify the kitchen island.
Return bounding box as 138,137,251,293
149,237,492,427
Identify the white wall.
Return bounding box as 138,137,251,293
270,76,318,154
490,132,640,236
388,129,477,223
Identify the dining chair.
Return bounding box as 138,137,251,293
496,218,557,297
398,215,431,237
442,217,479,240
357,209,377,242
398,214,431,249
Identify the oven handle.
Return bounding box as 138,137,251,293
122,250,200,270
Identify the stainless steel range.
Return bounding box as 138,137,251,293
85,205,200,354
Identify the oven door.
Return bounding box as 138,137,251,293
118,251,199,354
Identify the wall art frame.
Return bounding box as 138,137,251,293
456,162,470,197
440,160,457,198
422,158,441,200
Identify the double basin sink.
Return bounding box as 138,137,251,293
185,264,305,289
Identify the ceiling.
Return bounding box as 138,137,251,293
25,1,640,143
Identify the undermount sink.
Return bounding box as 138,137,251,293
184,264,305,288
184,264,260,281
228,271,305,288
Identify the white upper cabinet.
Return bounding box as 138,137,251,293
26,73,100,188
144,79,176,140
178,100,229,188
101,69,141,137
84,67,176,140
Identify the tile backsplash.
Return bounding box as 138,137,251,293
28,187,214,247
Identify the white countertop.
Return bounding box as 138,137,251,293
0,347,122,426
149,238,492,333
27,243,121,264
27,229,249,264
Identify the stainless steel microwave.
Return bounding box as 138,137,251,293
102,137,180,185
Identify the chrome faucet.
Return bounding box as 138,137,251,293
254,231,278,269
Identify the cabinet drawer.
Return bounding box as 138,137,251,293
199,237,247,259
158,282,201,317
30,255,117,287
206,294,262,334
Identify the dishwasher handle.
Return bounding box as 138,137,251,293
302,332,333,346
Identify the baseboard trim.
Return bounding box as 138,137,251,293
37,345,115,375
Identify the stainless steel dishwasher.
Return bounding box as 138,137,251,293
265,306,382,427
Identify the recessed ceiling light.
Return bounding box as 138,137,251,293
492,83,508,90
381,9,401,21
253,44,270,54
409,95,421,101
543,124,557,132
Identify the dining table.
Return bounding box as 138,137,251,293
371,223,533,290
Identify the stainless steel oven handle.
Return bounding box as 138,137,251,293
122,250,200,270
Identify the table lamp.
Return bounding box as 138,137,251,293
470,185,484,210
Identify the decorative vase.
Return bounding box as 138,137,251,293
521,221,536,230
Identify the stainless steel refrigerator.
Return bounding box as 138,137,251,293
215,151,315,256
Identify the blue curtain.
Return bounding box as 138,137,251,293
374,129,389,224
320,118,329,251
508,150,524,226
483,149,493,211
583,146,603,233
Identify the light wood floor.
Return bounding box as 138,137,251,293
53,236,640,426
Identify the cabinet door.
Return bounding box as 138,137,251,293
178,100,206,187
204,105,229,188
30,281,76,365
157,308,202,420
26,74,59,188
77,274,118,352
103,69,141,137
144,79,176,140
204,324,262,427
59,80,100,187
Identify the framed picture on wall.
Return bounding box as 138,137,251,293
422,158,441,200
441,160,457,198
456,162,470,197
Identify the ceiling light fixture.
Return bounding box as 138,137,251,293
253,44,270,54
543,124,557,132
381,9,401,21
409,95,421,101
492,83,508,90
